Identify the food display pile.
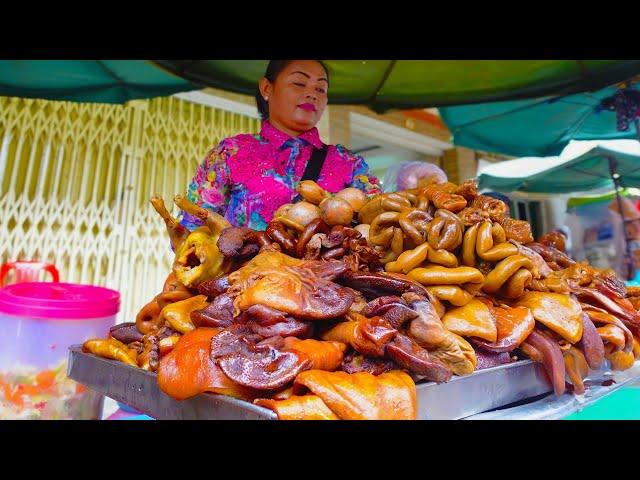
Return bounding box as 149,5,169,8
81,179,640,420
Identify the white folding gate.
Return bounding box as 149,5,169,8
0,95,259,323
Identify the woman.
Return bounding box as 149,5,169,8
180,60,381,231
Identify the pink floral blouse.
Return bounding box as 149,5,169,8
180,121,381,231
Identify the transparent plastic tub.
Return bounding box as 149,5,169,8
0,282,119,419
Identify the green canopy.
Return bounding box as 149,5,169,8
477,140,640,193
567,187,637,209
155,60,640,112
0,60,196,104
439,83,640,157
2,60,640,113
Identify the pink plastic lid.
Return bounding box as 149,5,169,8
0,282,120,320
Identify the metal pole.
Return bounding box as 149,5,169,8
607,155,635,280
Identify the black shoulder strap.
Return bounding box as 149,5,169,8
301,144,329,182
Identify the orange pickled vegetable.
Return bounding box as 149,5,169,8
35,370,56,390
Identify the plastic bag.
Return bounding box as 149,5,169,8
382,161,447,193
566,200,626,275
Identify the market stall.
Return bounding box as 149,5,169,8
66,179,640,419
2,60,640,420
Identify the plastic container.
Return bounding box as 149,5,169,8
0,282,119,419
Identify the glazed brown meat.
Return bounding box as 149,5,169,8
363,296,418,330
232,260,355,320
236,304,314,338
296,218,331,258
520,329,566,396
527,242,574,271
210,324,262,357
455,179,479,201
497,216,534,244
213,332,312,390
363,296,407,316
340,353,398,376
577,312,605,370
457,207,490,227
190,294,234,328
197,275,230,298
472,195,509,221
109,322,144,344
217,226,273,259
385,333,452,383
538,231,567,252
473,349,513,370
338,270,428,300
266,221,297,255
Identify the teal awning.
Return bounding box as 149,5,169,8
0,60,196,104
477,140,640,193
439,83,640,157
2,60,639,113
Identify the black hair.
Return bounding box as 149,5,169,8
255,60,330,121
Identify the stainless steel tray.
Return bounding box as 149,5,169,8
68,345,556,419
465,361,640,420
416,358,552,419
67,346,274,420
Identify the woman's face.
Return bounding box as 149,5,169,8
259,60,329,136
